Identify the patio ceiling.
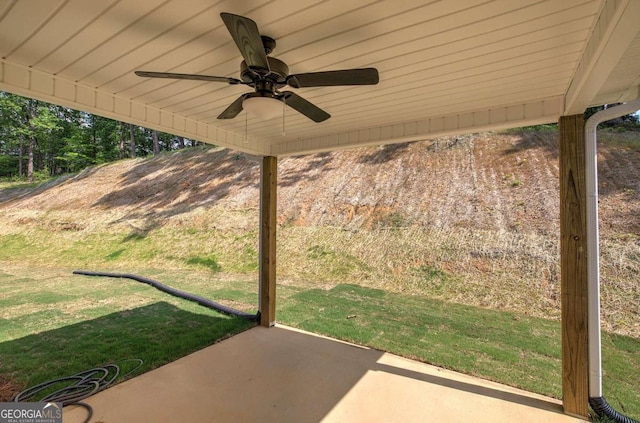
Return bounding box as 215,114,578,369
1,0,639,157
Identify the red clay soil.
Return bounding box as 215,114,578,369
0,130,638,238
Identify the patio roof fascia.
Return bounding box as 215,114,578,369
269,96,564,157
0,57,566,158
563,0,640,115
0,59,268,156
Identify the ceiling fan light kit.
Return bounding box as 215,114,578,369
243,96,283,119
135,12,379,123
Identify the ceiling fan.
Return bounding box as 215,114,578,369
135,12,379,123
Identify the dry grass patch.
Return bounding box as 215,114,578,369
278,225,639,337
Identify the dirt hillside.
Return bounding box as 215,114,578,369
1,129,638,336
1,130,638,238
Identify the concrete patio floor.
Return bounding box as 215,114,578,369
64,325,585,423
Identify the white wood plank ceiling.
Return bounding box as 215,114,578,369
1,0,639,156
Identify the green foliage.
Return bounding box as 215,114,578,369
375,211,410,228
186,255,222,272
412,264,452,293
306,245,370,277
0,155,19,177
585,104,640,127
279,284,640,416
0,268,252,390
0,91,198,179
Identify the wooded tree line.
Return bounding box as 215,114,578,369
2,91,638,182
0,92,199,180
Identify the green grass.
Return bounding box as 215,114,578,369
0,266,254,396
0,223,260,274
280,285,562,391
278,284,640,419
1,265,639,419
185,255,222,271
1,212,638,344
0,181,41,190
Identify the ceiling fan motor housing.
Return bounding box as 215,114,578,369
240,57,289,87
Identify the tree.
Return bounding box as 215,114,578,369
129,124,136,158
0,92,23,177
152,130,160,155
118,122,127,159
1,91,206,179
584,104,640,127
90,115,121,164
0,93,62,180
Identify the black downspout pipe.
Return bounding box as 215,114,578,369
73,270,259,322
589,397,638,423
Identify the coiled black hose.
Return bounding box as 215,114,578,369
13,359,143,423
73,270,258,321
590,396,639,423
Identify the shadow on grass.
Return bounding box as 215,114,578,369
0,173,79,206
501,129,558,158
358,142,412,164
279,152,336,187
0,301,254,392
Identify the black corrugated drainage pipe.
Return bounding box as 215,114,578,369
73,270,259,322
584,98,640,423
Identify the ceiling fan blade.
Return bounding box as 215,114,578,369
217,94,248,119
287,68,379,88
220,13,270,71
282,91,330,122
135,71,242,85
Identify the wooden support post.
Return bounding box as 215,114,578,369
558,114,589,418
259,156,277,327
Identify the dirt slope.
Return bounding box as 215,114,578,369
1,130,638,238
1,129,639,336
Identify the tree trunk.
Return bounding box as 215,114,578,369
152,130,160,155
129,124,136,158
27,100,37,181
91,115,98,161
27,135,35,181
18,137,24,177
118,122,126,159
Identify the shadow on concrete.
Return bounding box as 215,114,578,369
63,325,576,423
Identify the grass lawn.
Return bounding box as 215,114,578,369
1,264,638,420
0,265,254,399
278,284,640,420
